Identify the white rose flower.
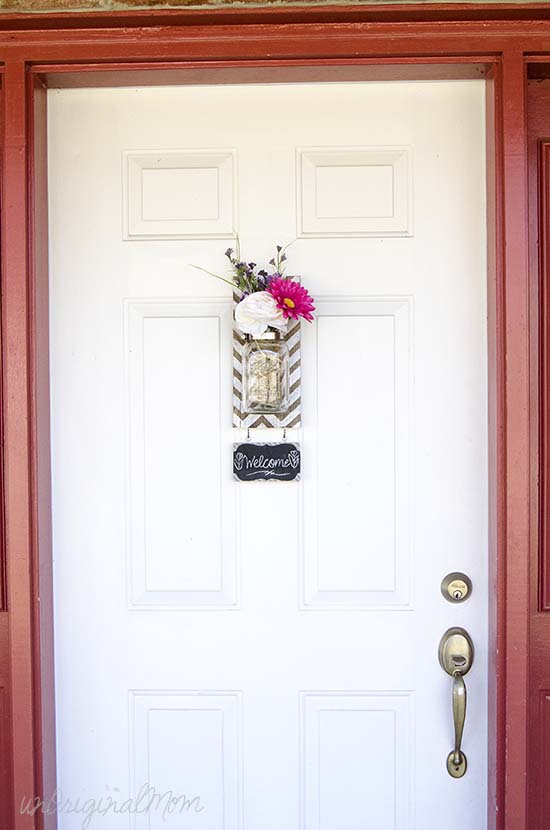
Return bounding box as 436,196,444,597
235,291,288,337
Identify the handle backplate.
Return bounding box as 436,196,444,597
439,627,474,677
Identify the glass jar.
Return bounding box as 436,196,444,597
242,331,290,414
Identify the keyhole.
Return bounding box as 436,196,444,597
441,574,472,604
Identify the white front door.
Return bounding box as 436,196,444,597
48,79,488,830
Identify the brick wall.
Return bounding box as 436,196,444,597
0,0,540,13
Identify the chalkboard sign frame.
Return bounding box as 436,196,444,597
233,442,301,482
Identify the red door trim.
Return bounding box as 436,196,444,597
523,68,550,830
498,49,531,827
0,7,539,829
27,70,55,830
485,61,506,830
538,136,550,615
2,59,38,830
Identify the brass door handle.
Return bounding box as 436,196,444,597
438,627,474,778
451,672,466,768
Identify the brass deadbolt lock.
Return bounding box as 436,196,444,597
441,572,472,603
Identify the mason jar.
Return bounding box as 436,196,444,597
242,331,290,414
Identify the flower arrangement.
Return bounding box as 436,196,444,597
194,242,315,337
193,242,314,415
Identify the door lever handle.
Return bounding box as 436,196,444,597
438,627,474,778
451,672,466,768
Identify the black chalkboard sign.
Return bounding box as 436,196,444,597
233,443,301,482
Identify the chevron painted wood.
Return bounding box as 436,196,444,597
233,298,302,429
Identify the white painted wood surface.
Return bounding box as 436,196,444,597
49,80,488,829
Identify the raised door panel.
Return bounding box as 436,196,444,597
126,300,238,609
301,693,414,830
301,297,412,609
131,691,242,830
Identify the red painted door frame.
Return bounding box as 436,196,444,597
0,4,545,829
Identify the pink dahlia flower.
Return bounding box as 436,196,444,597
267,278,315,322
